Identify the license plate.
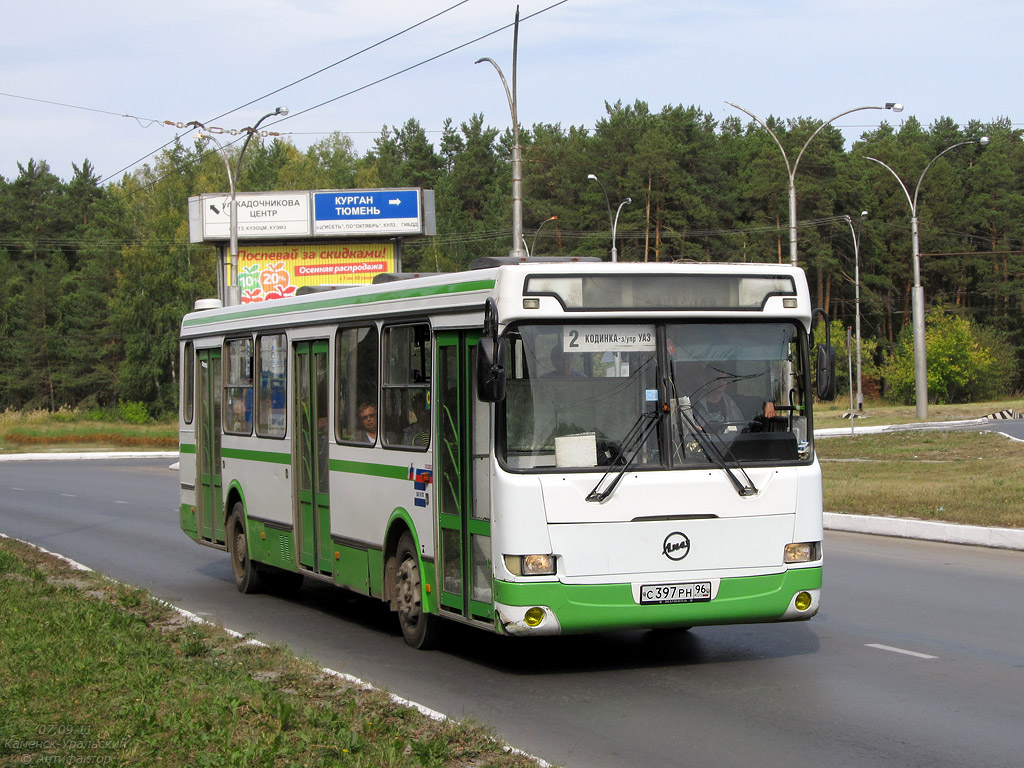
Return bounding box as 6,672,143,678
639,581,713,605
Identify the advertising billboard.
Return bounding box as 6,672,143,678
237,242,396,303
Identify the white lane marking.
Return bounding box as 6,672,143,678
61,493,77,498
866,643,938,659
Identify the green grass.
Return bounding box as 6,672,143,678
0,537,542,768
812,397,1024,430
817,430,1024,528
0,408,176,453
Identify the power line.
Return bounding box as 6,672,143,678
97,0,476,184
98,1,569,187
0,91,164,127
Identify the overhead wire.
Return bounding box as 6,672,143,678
100,0,569,186
96,0,475,185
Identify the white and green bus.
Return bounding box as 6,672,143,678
178,259,829,648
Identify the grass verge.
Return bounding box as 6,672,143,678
812,397,1024,430
0,410,176,453
817,430,1024,528
0,537,542,768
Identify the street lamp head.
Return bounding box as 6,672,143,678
624,197,632,205
978,136,990,147
587,173,598,181
275,107,289,117
886,103,904,113
860,210,869,218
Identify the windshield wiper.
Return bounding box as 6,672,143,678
586,410,662,503
676,400,758,497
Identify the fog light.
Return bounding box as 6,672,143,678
794,591,813,612
524,607,545,627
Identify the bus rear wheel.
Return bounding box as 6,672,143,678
394,531,438,649
227,504,265,594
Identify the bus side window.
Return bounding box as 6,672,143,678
337,325,379,445
382,323,431,450
256,333,287,438
182,341,194,425
224,337,254,435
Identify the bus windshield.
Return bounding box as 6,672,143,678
500,322,810,471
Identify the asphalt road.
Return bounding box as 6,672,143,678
2,458,1023,768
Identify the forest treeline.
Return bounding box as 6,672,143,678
1,100,1022,416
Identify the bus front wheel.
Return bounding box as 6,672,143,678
227,504,265,594
394,531,438,649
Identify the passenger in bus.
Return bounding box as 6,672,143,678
355,402,378,443
403,393,430,447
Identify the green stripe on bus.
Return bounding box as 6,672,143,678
196,446,428,480
221,447,291,464
179,443,196,454
181,279,496,328
330,459,409,480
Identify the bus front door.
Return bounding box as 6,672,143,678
436,332,493,624
294,340,332,575
196,348,224,545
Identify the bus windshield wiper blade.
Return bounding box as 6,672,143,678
586,411,661,503
676,400,758,497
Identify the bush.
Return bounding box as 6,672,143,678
117,399,150,424
883,310,1016,404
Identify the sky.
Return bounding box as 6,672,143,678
1,0,1019,185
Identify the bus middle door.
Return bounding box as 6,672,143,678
196,347,224,545
294,340,332,575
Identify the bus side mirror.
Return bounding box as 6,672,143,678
816,343,837,401
477,337,507,403
811,307,836,401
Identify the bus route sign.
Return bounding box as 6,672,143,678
313,189,423,236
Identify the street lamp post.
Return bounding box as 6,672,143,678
528,215,558,257
196,106,288,304
612,197,632,262
476,8,523,259
587,174,630,261
865,136,989,419
844,211,868,412
725,101,902,266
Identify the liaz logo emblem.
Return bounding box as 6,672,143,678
662,532,691,561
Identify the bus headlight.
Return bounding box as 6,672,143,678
504,554,557,576
784,542,821,564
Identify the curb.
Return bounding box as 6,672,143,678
815,418,991,438
824,512,1024,551
0,451,178,462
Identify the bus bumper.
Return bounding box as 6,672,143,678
493,567,821,636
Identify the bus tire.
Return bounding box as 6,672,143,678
394,531,439,649
227,503,265,594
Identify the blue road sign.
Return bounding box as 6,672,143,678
313,189,422,236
